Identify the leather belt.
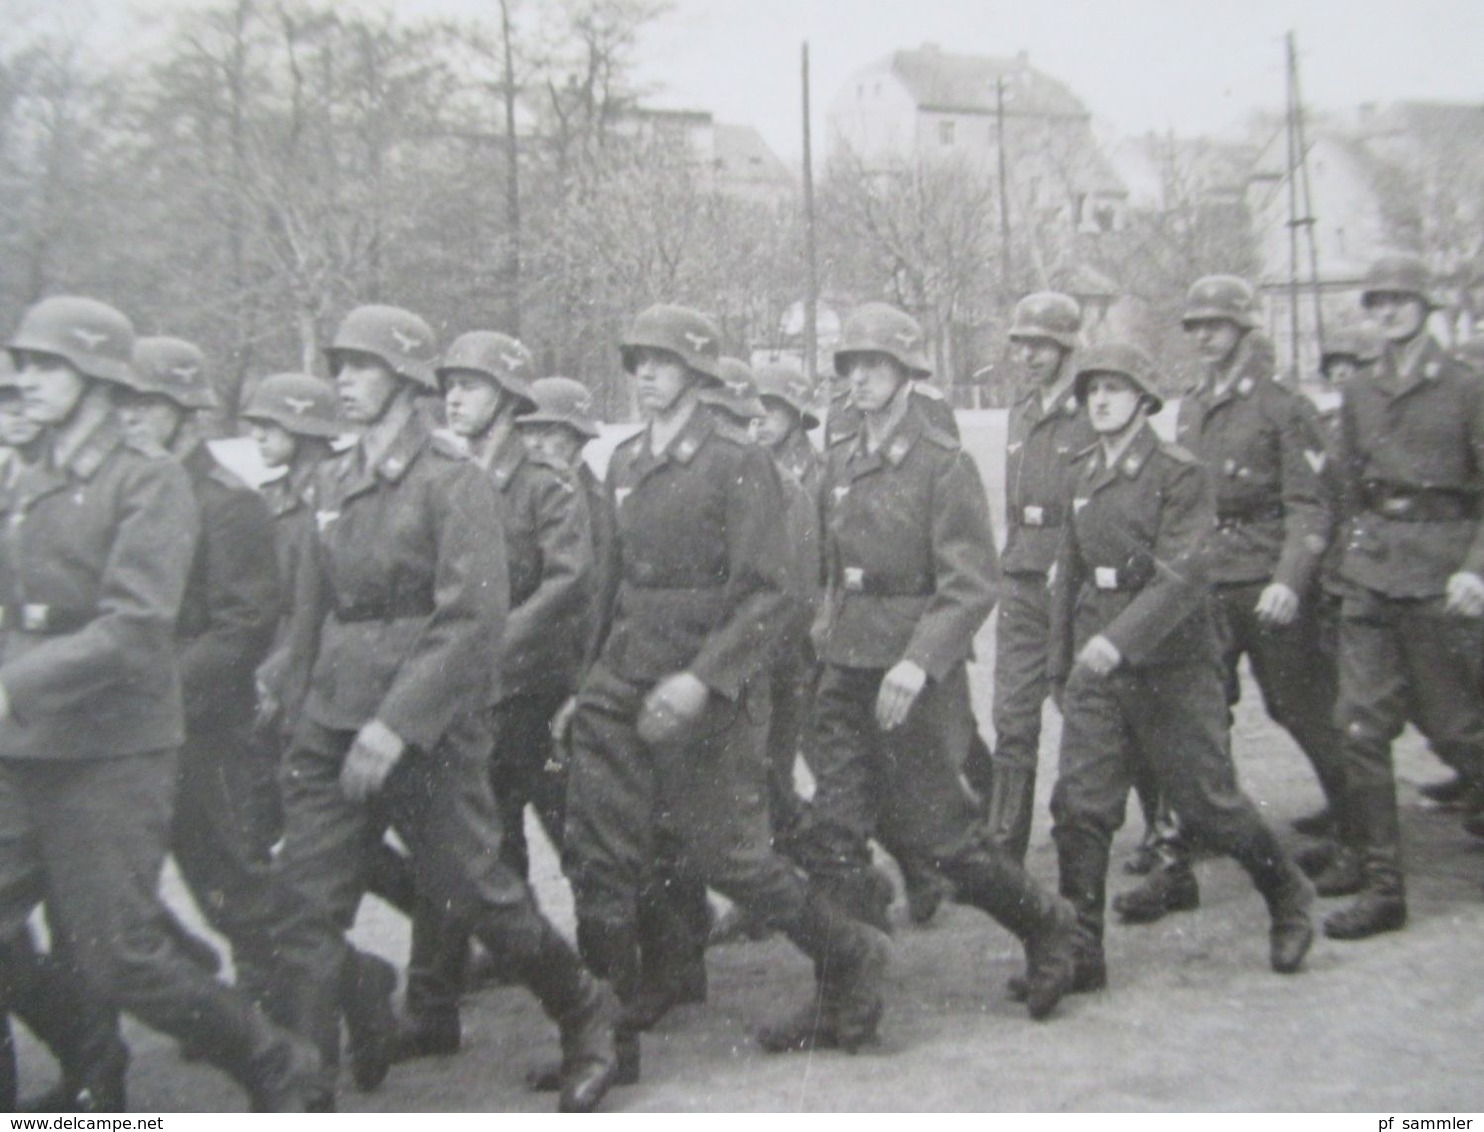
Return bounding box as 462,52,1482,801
1362,483,1474,523
838,567,934,596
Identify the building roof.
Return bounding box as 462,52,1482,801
880,45,1089,119
713,123,794,186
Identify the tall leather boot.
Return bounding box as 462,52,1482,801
1048,824,1110,994
984,765,1037,865
757,884,890,1054
3,935,128,1112
280,967,341,1109
1325,784,1407,940
1228,828,1315,973
339,949,397,1091
393,902,466,1063
499,913,618,1112
1307,788,1366,897
631,872,708,1031
942,846,1083,1019
174,977,325,1111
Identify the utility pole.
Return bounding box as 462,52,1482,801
1288,31,1326,363
802,42,818,383
996,75,1012,290
500,0,521,335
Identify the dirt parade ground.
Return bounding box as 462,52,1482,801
10,414,1484,1113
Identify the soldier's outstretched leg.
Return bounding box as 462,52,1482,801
1140,666,1315,974
1324,783,1407,939
1,931,128,1112
393,901,467,1063
755,883,890,1054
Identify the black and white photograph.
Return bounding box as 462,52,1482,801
0,0,1480,1114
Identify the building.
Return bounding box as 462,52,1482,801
608,107,796,207
827,44,1127,235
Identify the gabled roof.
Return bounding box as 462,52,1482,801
713,123,794,185
877,46,1089,119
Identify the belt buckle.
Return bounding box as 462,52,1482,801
21,603,48,632
843,567,865,592
1380,497,1412,517
1023,505,1044,527
1094,567,1119,591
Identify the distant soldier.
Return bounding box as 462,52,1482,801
564,305,888,1077
790,301,1082,1028
114,336,291,995
753,360,824,850
0,296,319,1111
266,305,617,1112
990,292,1093,863
1047,342,1315,990
1325,256,1484,938
1116,276,1348,923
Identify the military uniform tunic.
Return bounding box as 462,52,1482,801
994,382,1093,788
799,407,997,882
1332,335,1484,794
1047,422,1298,944
565,406,803,932
1174,335,1347,820
269,404,583,1088
0,411,273,1071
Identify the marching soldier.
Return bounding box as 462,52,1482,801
792,301,1082,1025
393,331,596,1063
990,292,1093,863
753,361,824,852
1325,255,1484,938
266,304,617,1112
1116,276,1347,922
114,336,290,996
1047,341,1316,989
563,304,888,1076
0,296,320,1110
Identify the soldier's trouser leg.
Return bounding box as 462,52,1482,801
0,927,128,1109
1050,668,1137,950
1128,663,1302,896
363,839,417,917
1330,592,1484,935
790,665,909,931
0,754,316,1110
1219,583,1351,826
630,830,708,1027
989,574,1052,861
489,691,572,881
171,725,281,1003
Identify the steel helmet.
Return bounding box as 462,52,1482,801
620,304,723,383
1073,341,1164,415
325,304,438,389
240,372,344,439
1321,326,1384,371
1008,292,1082,350
700,357,766,420
1181,275,1259,331
834,302,931,377
753,361,820,429
128,336,219,410
1360,254,1437,310
437,330,536,409
7,296,136,387
514,377,601,439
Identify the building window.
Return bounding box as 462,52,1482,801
939,119,956,146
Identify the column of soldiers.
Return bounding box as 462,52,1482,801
0,249,1480,1112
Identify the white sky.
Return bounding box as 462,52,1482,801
99,0,1484,163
